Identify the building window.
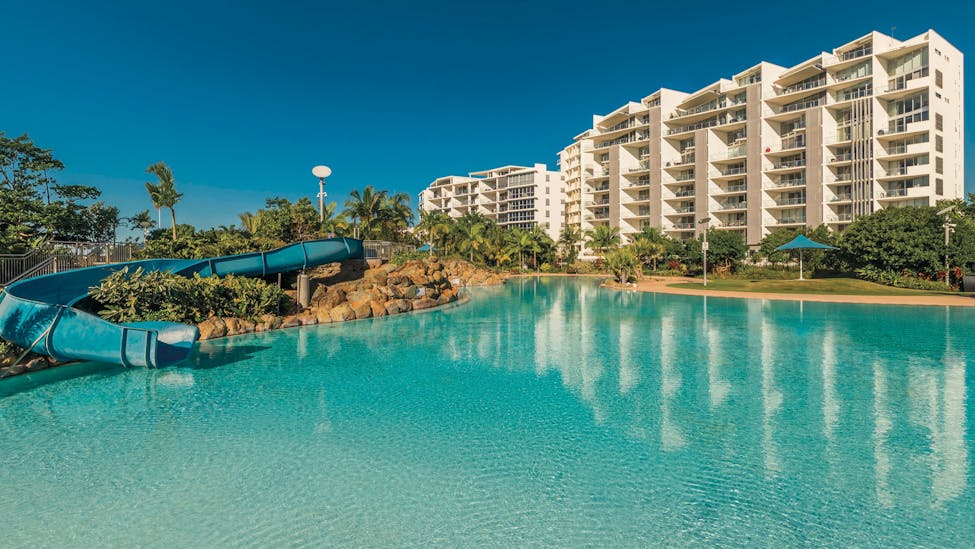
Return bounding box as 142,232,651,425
936,135,943,152
936,178,944,195
935,69,943,88
936,113,944,131
936,157,943,174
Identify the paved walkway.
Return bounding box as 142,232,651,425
608,277,975,308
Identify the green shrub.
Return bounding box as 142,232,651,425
539,262,555,273
736,265,807,280
0,338,24,358
88,267,289,323
855,265,951,291
390,250,430,265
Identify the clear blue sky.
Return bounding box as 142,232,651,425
2,0,972,235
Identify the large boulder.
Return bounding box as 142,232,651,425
329,303,356,322
412,297,438,310
385,299,412,315
198,317,227,340
314,287,347,310
350,300,372,320
369,300,387,318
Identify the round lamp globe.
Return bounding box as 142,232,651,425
312,165,332,178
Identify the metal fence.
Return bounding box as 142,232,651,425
362,240,414,261
0,241,139,286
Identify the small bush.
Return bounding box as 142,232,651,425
0,338,24,358
390,250,430,265
539,262,555,273
88,267,289,324
855,265,951,291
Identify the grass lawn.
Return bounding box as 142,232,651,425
670,277,969,297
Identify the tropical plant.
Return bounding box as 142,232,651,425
128,209,156,242
416,210,453,255
558,225,583,266
238,211,261,235
145,161,183,240
684,229,747,274
585,225,621,259
88,267,289,323
605,247,639,283
455,212,487,263
344,185,387,239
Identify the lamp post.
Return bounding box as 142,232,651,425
938,205,957,285
312,165,332,223
699,217,711,287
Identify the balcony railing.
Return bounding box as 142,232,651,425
723,219,748,227
721,145,748,159
668,119,719,135
675,206,695,213
674,189,696,198
780,77,826,95
886,66,929,92
838,45,872,62
775,197,807,206
672,222,695,229
670,99,725,119
769,178,807,188
674,173,696,182
723,183,747,193
778,97,822,114
830,153,853,162
720,166,747,176
719,201,747,210
835,213,853,221
881,188,909,198
775,216,807,225
781,136,806,150
772,158,806,169
628,161,651,172
836,85,872,101
831,194,852,201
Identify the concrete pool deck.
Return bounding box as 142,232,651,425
608,276,975,308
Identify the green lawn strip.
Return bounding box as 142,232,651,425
669,278,968,297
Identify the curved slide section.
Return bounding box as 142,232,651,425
0,237,363,368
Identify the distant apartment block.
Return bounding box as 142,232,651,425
559,29,964,248
418,164,565,241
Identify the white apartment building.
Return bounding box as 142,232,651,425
418,164,565,241
559,29,964,248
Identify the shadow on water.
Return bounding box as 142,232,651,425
0,361,121,398
186,343,271,370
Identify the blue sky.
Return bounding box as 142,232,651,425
2,0,972,236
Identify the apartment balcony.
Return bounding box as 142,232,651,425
720,219,748,228
663,158,694,170
712,182,747,196
768,178,807,189
764,96,823,121
588,183,610,192
666,118,719,136
717,201,747,211
768,77,827,106
669,172,696,183
831,85,873,104
674,205,695,214
879,119,930,141
764,136,806,156
711,144,748,162
628,161,651,173
585,198,611,207
830,173,853,185
626,178,652,188
878,186,930,202
766,158,806,173
767,197,807,209
877,66,930,100
825,44,873,71
713,165,747,181
770,216,807,227
670,222,695,230
830,193,852,202
827,152,853,164
877,140,930,161
672,188,696,198
877,164,930,181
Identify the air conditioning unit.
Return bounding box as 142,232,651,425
666,162,672,167
878,130,886,135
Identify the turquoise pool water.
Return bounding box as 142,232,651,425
1,278,973,546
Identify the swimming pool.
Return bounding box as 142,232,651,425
1,278,972,546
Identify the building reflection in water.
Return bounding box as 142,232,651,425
459,279,970,509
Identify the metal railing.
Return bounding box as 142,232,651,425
363,240,414,260
0,249,47,286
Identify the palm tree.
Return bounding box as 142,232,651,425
238,211,261,235
128,209,155,242
417,210,452,255
628,236,666,272
585,225,621,260
558,225,583,266
455,213,487,263
344,186,387,239
321,202,350,237
145,162,183,240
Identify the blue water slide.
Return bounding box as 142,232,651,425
0,237,363,368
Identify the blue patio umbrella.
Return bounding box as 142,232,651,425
774,234,836,280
